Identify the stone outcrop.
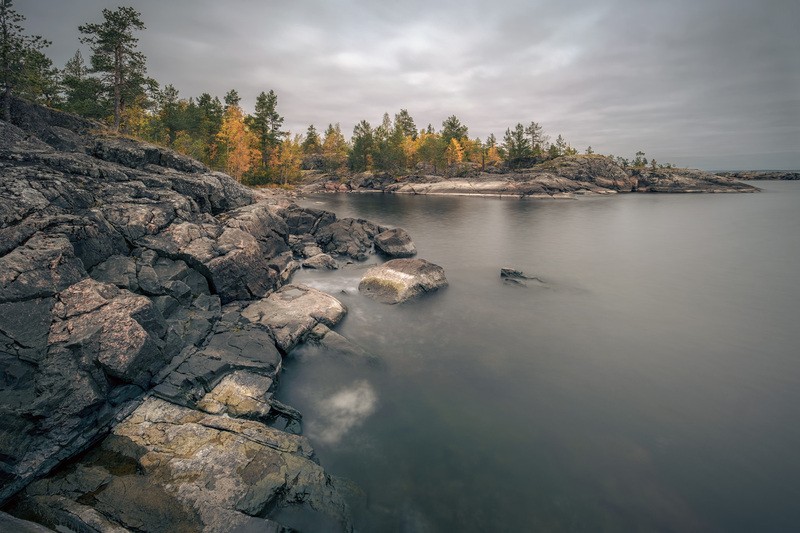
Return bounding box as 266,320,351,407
300,155,758,196
717,170,800,181
374,228,417,258
359,258,448,304
0,98,396,530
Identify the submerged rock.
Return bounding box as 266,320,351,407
358,259,448,304
374,228,417,258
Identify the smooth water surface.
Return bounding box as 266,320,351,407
277,182,800,532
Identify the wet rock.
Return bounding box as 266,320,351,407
241,284,347,352
0,511,56,532
374,228,417,258
359,258,448,304
314,218,385,260
303,253,339,270
12,398,351,532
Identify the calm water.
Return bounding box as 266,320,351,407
276,182,800,532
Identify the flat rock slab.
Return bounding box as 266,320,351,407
358,258,448,304
12,398,351,533
374,228,417,258
241,284,346,352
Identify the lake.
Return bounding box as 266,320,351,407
275,182,800,532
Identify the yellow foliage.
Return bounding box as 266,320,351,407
216,106,262,181
486,146,502,166
445,138,464,166
272,135,303,185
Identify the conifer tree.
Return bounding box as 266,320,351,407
441,115,468,145
503,123,533,166
60,50,105,118
79,6,151,132
0,0,51,120
349,120,373,172
301,124,321,154
223,89,240,109
249,89,285,167
394,108,417,140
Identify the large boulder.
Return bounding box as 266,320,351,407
374,228,417,258
241,284,346,352
314,217,385,260
358,258,448,304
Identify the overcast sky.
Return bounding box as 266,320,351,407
20,0,800,169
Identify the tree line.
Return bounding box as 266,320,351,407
0,2,671,185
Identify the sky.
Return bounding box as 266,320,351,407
19,0,800,170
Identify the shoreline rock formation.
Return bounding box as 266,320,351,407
300,155,760,197
0,98,410,531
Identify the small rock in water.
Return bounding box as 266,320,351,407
500,267,546,286
374,228,417,258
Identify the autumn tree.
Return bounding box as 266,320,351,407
349,120,373,172
416,131,445,173
0,0,51,120
79,6,151,132
271,135,303,185
215,104,261,181
321,123,348,172
301,124,321,154
445,138,464,166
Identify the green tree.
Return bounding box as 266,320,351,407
248,89,285,168
394,108,417,140
0,0,51,120
585,145,594,155
16,48,59,106
59,50,106,118
223,89,240,109
372,112,405,172
502,123,533,166
349,120,373,172
301,124,321,154
79,6,151,132
633,150,647,167
525,121,546,155
441,114,468,145
554,134,567,156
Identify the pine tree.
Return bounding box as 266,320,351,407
585,146,594,155
59,50,106,118
525,121,546,154
441,115,468,145
248,89,285,167
301,124,321,154
349,120,373,172
555,134,567,156
502,123,533,165
79,6,151,132
394,108,417,140
0,0,51,120
223,89,240,109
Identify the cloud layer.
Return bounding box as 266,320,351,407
22,0,800,169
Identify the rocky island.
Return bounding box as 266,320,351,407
301,155,759,197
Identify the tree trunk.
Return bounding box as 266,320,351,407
113,46,121,132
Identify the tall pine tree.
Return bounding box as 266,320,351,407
79,6,151,131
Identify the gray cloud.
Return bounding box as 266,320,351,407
21,0,800,169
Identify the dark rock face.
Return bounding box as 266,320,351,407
359,258,448,304
374,228,417,258
315,218,386,260
1,99,386,530
633,168,759,193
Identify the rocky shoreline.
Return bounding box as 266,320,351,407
0,99,442,532
300,155,760,197
716,170,800,181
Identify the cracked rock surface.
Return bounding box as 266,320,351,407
0,98,392,531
